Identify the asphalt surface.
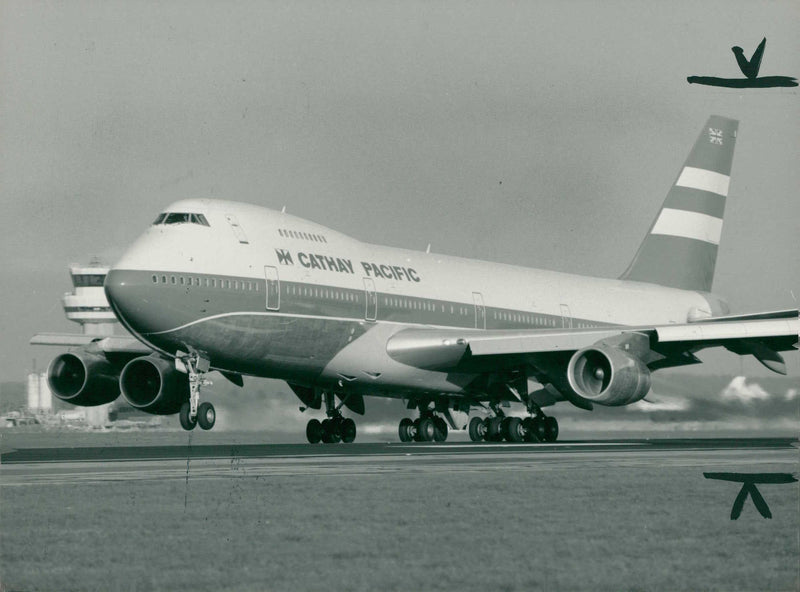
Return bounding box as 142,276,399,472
1,437,796,463
2,438,796,486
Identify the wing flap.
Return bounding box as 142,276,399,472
656,317,798,347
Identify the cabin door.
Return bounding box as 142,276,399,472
560,303,572,328
264,266,280,311
473,292,486,329
363,277,377,321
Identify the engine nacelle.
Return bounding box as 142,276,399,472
567,345,651,406
47,352,120,406
120,355,188,415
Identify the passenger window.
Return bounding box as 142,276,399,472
161,275,167,283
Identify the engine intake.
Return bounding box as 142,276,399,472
47,352,120,406
120,355,188,415
567,345,651,406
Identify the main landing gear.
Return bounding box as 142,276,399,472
178,353,216,431
397,410,449,442
467,402,558,443
306,392,357,444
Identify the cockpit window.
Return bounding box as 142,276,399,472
191,213,210,226
152,212,210,226
164,213,191,225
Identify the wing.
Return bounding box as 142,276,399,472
386,310,799,375
31,333,152,355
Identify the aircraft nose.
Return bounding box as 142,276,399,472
104,269,155,335
104,270,134,325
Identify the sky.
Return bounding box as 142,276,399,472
1,0,798,381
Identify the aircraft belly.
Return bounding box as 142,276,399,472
149,315,363,380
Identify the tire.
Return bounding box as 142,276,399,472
399,417,414,442
522,417,537,442
433,417,448,442
505,416,524,442
306,418,323,444
341,418,357,443
468,417,486,442
321,419,334,443
486,417,503,442
197,402,216,430
544,416,559,442
417,418,435,442
179,402,196,431
529,416,546,442
412,418,423,442
500,417,512,441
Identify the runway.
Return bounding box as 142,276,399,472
2,438,797,486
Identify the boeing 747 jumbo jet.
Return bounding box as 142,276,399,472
35,116,798,443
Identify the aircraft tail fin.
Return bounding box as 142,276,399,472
620,115,738,292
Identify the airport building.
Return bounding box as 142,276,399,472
27,260,117,424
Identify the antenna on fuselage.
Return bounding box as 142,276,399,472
425,243,431,254
281,205,286,213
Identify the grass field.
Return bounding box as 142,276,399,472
2,456,798,591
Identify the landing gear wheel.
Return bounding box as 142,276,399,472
399,417,414,442
504,416,524,442
468,417,486,442
412,418,423,442
433,417,448,442
306,418,323,444
529,416,546,442
321,418,338,443
543,416,559,442
197,402,216,430
486,417,503,442
341,418,357,443
500,417,512,441
522,417,538,442
417,418,435,442
179,402,197,431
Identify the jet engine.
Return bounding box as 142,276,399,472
119,355,188,415
567,345,651,406
47,351,120,406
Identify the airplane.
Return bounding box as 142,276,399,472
35,115,798,444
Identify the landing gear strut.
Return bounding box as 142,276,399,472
178,353,216,431
306,392,357,444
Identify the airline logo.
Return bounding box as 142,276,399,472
709,128,724,145
275,249,421,282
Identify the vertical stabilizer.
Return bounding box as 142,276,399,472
620,115,738,292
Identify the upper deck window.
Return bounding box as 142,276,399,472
152,212,210,226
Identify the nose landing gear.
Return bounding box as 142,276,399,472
178,353,216,431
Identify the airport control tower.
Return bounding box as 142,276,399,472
63,259,117,337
